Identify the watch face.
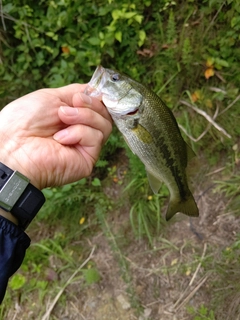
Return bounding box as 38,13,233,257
0,170,29,211
0,162,45,230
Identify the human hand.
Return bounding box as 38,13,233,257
0,84,112,190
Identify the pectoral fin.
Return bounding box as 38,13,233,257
132,124,153,144
146,170,162,194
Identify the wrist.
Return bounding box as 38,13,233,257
0,207,19,225
0,156,41,190
0,162,45,230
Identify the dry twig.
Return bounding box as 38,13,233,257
0,0,6,31
171,243,209,312
174,274,210,311
178,103,219,142
189,243,207,286
180,99,231,139
218,94,240,116
202,1,225,38
41,246,96,320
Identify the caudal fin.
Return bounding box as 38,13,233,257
166,193,199,221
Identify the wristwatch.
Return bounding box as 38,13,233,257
0,162,45,230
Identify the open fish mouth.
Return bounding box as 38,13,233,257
126,109,139,116
84,65,106,97
85,65,141,116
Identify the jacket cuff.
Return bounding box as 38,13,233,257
0,216,30,304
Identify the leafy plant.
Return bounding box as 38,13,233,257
0,0,152,105
82,265,101,285
187,304,216,320
8,274,26,291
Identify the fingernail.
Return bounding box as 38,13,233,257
60,106,79,115
78,92,92,105
53,129,68,141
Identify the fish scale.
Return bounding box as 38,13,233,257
85,65,199,221
112,93,189,201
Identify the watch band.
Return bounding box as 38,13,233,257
0,162,45,230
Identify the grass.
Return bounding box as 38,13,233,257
95,203,143,313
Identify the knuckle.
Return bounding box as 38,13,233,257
96,129,104,144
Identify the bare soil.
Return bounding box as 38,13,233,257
3,157,240,320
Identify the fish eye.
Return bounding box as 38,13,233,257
111,73,120,82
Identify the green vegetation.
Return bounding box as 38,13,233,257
187,304,216,320
1,0,240,319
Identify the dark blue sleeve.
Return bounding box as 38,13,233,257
0,216,30,304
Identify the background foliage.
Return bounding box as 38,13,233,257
1,0,239,99
1,0,239,151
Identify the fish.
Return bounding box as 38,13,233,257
85,65,199,221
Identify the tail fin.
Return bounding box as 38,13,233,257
166,193,199,221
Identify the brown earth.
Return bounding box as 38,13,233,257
3,156,240,320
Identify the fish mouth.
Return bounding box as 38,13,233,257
84,65,106,97
126,109,138,116
85,66,140,116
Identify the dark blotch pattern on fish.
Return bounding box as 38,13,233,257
86,66,199,220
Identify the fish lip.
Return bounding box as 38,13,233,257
126,109,139,116
84,65,106,97
108,106,139,117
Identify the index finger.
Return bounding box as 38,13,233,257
55,84,87,106
72,92,112,123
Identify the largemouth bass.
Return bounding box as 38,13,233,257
85,65,199,221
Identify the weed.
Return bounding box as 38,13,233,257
187,304,216,320
95,202,143,313
214,156,240,214
123,146,168,245
205,237,240,320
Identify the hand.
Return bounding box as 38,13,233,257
0,84,112,190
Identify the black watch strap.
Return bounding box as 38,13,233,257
0,162,45,230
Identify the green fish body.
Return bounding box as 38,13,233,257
86,66,199,221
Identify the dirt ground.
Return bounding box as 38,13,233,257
50,187,239,320
4,157,240,320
